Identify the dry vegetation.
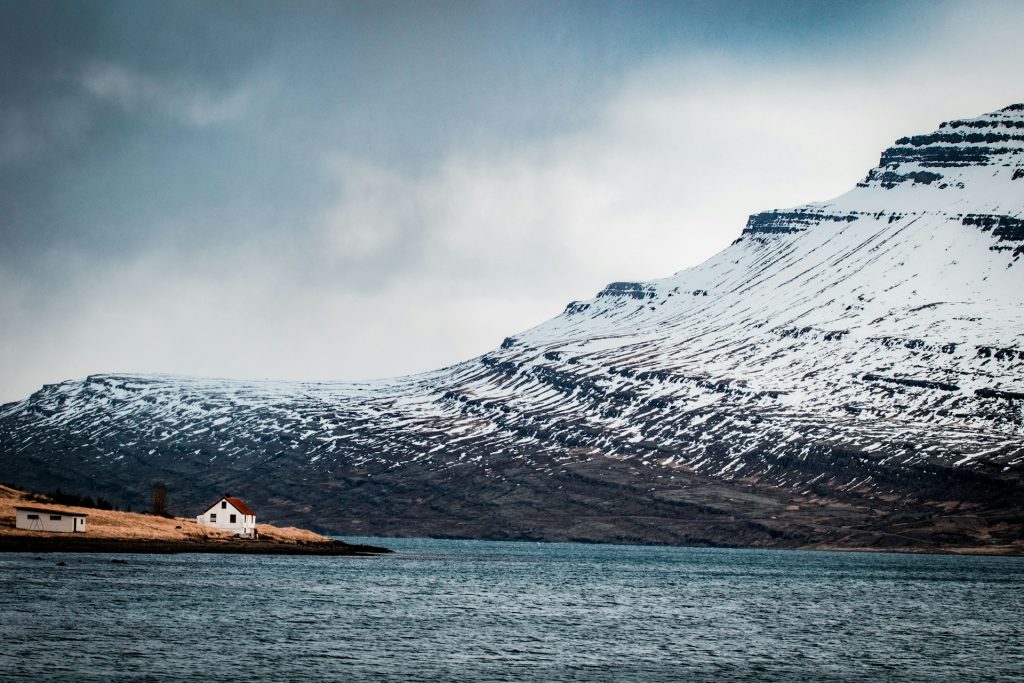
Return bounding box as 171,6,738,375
0,484,329,544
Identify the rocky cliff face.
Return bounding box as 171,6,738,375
2,104,1023,551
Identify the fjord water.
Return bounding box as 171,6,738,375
2,540,1022,681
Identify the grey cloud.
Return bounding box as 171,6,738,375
78,61,259,127
1,0,1020,404
0,98,90,165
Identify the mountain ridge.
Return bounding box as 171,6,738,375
2,103,1023,552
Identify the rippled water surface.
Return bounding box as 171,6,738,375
1,538,1022,681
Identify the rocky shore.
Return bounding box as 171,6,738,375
0,535,390,555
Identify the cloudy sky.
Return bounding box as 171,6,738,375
1,0,1022,403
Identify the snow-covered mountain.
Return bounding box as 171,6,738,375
2,104,1023,551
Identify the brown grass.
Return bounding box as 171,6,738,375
0,484,330,544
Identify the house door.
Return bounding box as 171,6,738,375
73,518,77,531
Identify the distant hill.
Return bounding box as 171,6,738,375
2,104,1023,554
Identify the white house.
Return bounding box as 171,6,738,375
196,496,257,538
16,506,88,533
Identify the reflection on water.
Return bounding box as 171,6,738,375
1,538,1022,681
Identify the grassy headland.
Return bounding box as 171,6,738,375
0,484,389,556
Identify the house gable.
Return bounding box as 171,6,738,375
200,497,255,518
196,496,257,538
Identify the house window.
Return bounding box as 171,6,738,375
230,514,237,523
221,501,227,509
27,514,39,520
210,513,217,522
50,515,62,520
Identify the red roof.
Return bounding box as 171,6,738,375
202,496,256,516
225,497,256,516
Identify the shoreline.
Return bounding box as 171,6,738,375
340,533,1024,557
0,535,392,556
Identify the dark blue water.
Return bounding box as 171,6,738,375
1,538,1022,681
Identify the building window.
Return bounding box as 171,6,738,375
230,514,237,523
210,513,217,522
27,514,39,520
50,515,62,520
221,501,227,509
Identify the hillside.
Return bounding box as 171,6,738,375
1,103,1023,553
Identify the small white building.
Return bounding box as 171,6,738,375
16,506,88,533
196,496,257,538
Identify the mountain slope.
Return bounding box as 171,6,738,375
2,104,1023,552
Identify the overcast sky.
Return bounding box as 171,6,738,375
1,0,1023,403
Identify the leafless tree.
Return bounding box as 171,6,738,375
151,482,168,517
